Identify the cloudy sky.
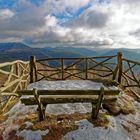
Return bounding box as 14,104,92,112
0,0,140,48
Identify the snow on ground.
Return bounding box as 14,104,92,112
1,102,35,139
28,80,104,90
0,101,49,140
62,118,130,140
0,80,140,140
17,129,49,140
46,103,91,115
62,97,140,140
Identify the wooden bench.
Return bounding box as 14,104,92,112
18,86,120,121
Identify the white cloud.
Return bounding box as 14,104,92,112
0,37,23,43
104,0,140,48
67,6,111,29
0,0,140,48
0,9,14,20
44,15,58,28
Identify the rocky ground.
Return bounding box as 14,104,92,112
0,93,139,140
0,81,140,140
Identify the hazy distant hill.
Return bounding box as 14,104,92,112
0,43,83,62
41,46,99,57
0,42,140,63
0,42,48,62
101,48,140,61
40,47,82,58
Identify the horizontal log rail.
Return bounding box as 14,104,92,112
0,60,29,68
122,58,140,66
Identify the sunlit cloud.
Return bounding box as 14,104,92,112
0,0,140,48
0,9,14,20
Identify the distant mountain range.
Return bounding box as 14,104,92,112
0,42,140,62
0,43,45,62
0,43,83,62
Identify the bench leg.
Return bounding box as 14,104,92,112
37,106,45,121
42,106,46,120
92,87,104,119
91,103,96,118
33,88,46,121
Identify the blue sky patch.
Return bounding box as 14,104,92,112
0,0,16,8
28,0,45,6
52,2,92,25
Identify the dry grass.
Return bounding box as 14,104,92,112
17,112,109,140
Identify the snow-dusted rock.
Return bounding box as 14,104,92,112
17,129,49,140
62,118,130,140
1,80,139,140
24,121,33,128
28,80,104,90
103,94,135,115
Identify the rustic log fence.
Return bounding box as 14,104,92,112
121,58,140,98
121,58,140,87
30,54,119,82
0,60,30,112
30,52,140,88
29,52,140,97
0,52,140,113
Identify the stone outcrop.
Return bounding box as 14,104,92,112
103,93,135,115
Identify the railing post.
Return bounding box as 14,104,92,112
15,62,19,77
30,56,36,83
85,58,88,80
61,58,64,80
112,56,118,80
117,52,123,83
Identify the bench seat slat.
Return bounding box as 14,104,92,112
18,89,120,96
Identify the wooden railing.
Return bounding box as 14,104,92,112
121,58,140,87
0,52,140,113
121,58,140,97
0,60,30,112
30,54,119,82
29,52,140,97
